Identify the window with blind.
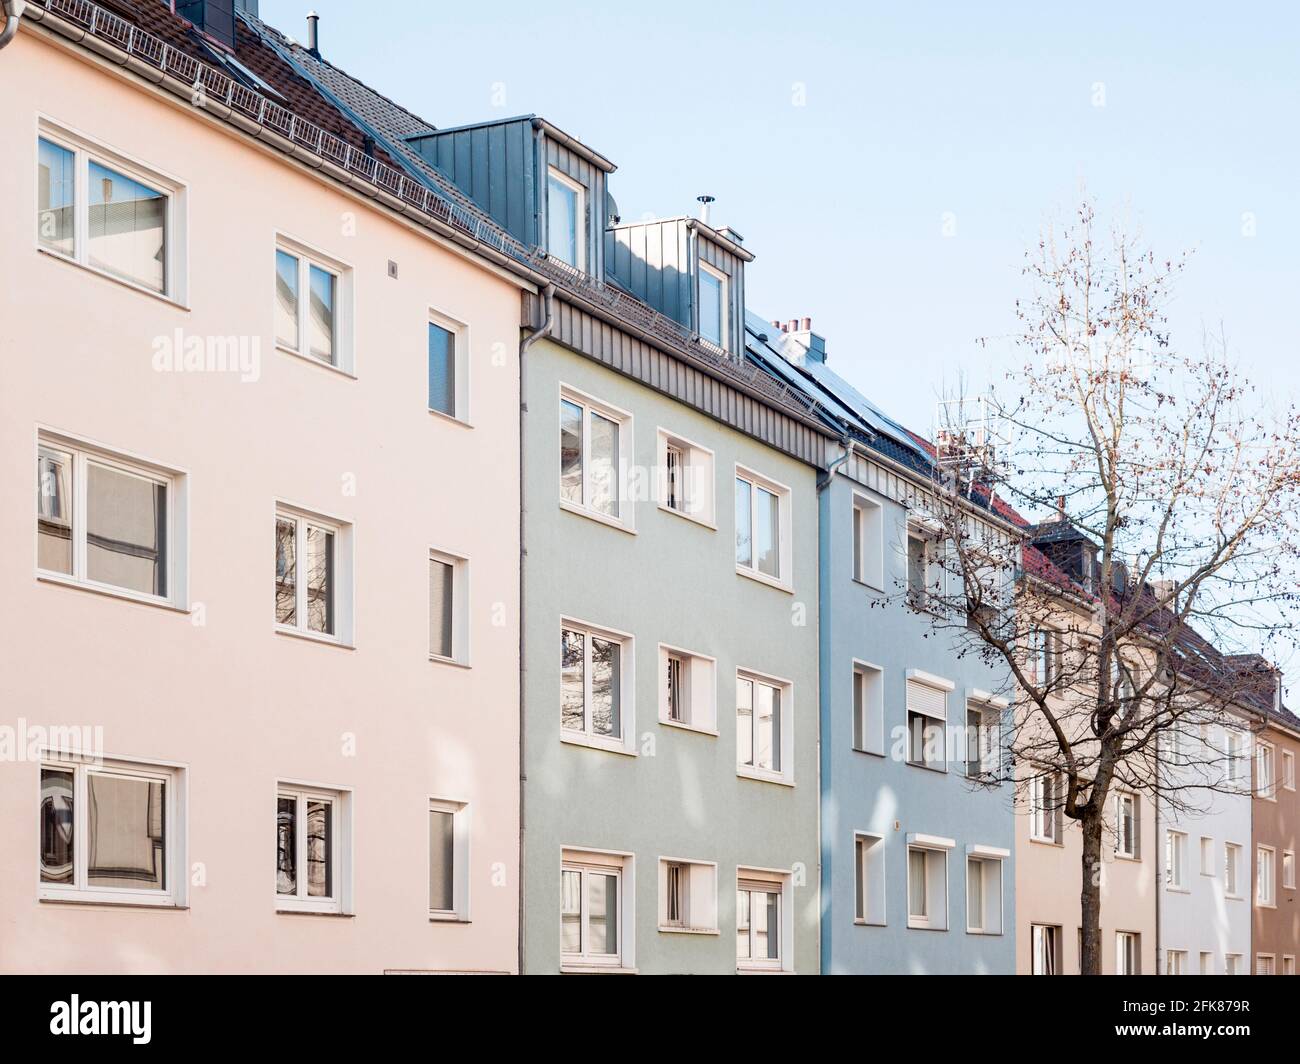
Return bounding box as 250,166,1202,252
736,872,786,969
427,314,468,422
905,678,947,771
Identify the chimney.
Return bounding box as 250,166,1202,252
306,10,321,57
1057,495,1066,518
696,195,715,225
785,316,828,364
176,1,241,50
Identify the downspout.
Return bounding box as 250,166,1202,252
0,0,26,50
817,436,853,494
1154,731,1162,973
517,283,555,976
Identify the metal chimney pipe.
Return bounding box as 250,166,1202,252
696,195,715,225
306,10,320,56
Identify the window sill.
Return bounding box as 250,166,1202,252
736,965,789,975
907,921,949,932
852,746,887,758
853,918,886,927
1165,886,1191,895
39,895,186,911
659,718,718,738
906,760,948,775
560,731,637,757
428,407,473,429
966,928,1005,936
276,907,354,918
1028,836,1063,847
559,499,636,535
735,566,793,594
429,913,471,924
275,344,357,380
1113,853,1141,863
1225,894,1246,902
736,767,795,788
658,925,720,936
276,626,356,651
1255,902,1278,910
851,577,885,594
657,503,717,531
37,246,189,310
429,654,472,670
560,964,637,975
37,572,188,614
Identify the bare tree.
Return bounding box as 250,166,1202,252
908,201,1300,975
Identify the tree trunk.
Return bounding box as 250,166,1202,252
1079,811,1104,975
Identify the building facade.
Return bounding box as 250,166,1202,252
1253,711,1300,975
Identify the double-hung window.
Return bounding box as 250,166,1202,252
275,506,352,643
735,466,791,588
736,871,787,970
428,799,470,921
697,262,727,348
36,433,184,607
736,671,791,783
276,784,351,914
1114,792,1140,859
39,756,182,907
561,621,632,751
38,126,183,300
274,238,352,372
560,388,630,526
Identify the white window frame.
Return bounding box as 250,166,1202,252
1166,949,1188,975
35,429,188,611
965,696,1004,779
426,308,471,424
1200,836,1215,877
1166,829,1189,891
1256,953,1276,976
965,845,1007,936
1284,955,1296,976
1257,844,1276,907
905,520,942,611
657,643,718,735
560,848,634,971
656,427,716,528
36,118,188,304
905,673,950,773
853,832,887,926
1030,924,1062,975
274,779,353,915
1116,931,1141,975
1199,951,1214,975
37,753,186,908
735,866,793,973
427,797,470,922
1114,791,1140,860
274,233,354,375
1257,739,1276,800
657,857,719,935
1283,749,1296,792
906,835,953,931
1027,627,1061,686
1225,842,1243,899
1226,953,1243,975
558,384,634,531
851,660,885,756
560,618,636,755
851,491,885,591
734,465,793,592
735,668,794,786
696,260,728,349
1029,772,1063,844
1283,849,1296,891
274,502,354,646
428,548,470,667
546,166,587,271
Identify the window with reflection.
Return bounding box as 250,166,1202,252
275,240,349,370
735,470,786,582
275,509,340,638
561,623,625,743
698,263,726,346
737,673,785,779
547,168,584,269
559,391,626,522
276,785,346,912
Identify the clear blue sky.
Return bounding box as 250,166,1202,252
260,0,1300,435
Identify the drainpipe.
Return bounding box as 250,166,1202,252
0,0,26,51
817,436,853,494
517,283,555,975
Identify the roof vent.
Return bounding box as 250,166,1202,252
696,195,715,225
306,10,321,57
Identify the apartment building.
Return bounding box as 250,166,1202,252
1,0,527,973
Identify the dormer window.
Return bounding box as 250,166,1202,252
698,262,727,347
547,167,585,269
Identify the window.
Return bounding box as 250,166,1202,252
966,851,1005,934
853,833,886,925
1257,846,1276,907
36,433,185,607
1284,955,1295,976
657,429,715,526
965,701,1001,778
39,756,182,907
1029,773,1063,844
1116,931,1141,975
276,784,351,914
658,645,717,733
1166,830,1188,889
852,662,885,756
1199,951,1214,975
559,388,630,526
1283,749,1296,791
1225,843,1242,897
1031,924,1061,975
658,858,718,933
1225,953,1242,975
428,549,469,665
1166,949,1187,975
38,127,184,300
546,167,585,270
427,313,468,421
1257,954,1276,976
561,621,632,751
697,262,727,347
275,238,352,372
906,677,948,772
736,870,789,971
1028,628,1060,686
906,529,936,607
1256,739,1276,798
1200,836,1215,877
1114,792,1140,859
560,855,628,968
428,799,469,921
736,671,791,783
907,839,951,930
275,506,353,644
734,467,791,587
851,492,885,590
1284,850,1295,890
1225,730,1246,786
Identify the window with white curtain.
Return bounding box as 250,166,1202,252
1225,842,1242,897
906,842,949,930
1200,836,1215,877
966,854,1004,934
1284,850,1295,890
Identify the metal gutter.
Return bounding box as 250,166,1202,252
0,0,25,50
